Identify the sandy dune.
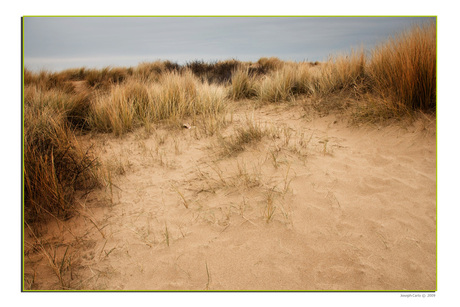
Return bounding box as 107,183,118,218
24,103,436,290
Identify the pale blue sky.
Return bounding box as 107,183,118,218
23,16,435,71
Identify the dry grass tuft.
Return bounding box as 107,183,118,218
88,71,227,135
24,103,100,224
219,118,266,156
228,67,258,100
257,57,284,72
368,21,436,111
185,59,241,84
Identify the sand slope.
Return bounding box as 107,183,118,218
24,104,436,290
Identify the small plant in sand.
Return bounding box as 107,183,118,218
164,223,170,247
263,187,277,223
25,223,74,289
321,137,329,155
172,184,189,209
235,160,262,189
238,196,249,217
205,261,212,290
206,162,228,186
24,270,37,290
269,149,281,169
278,202,293,226
219,118,266,156
106,169,114,205
286,131,313,158
282,163,293,194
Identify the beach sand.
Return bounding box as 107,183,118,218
24,103,436,290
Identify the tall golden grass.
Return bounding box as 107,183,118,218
228,67,258,100
368,21,436,110
89,70,227,135
24,92,99,223
228,21,435,113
